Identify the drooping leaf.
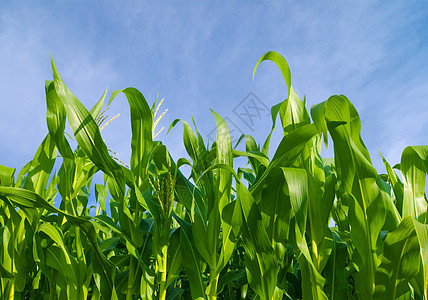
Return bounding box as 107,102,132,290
109,88,153,190
312,95,394,299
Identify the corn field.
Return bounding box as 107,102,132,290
0,51,427,300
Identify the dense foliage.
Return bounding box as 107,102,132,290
1,52,427,299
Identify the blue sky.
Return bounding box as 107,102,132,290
1,1,428,175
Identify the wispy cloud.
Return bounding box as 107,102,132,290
0,3,119,168
0,1,427,173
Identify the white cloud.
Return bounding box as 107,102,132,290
0,3,119,169
0,1,427,175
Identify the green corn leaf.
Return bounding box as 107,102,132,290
0,262,14,279
297,255,329,300
0,165,15,187
236,179,278,300
174,215,207,300
323,229,348,300
261,101,282,156
253,51,291,98
302,136,334,246
95,183,108,213
174,159,205,216
43,246,70,293
278,87,311,135
38,223,79,285
0,206,27,294
166,228,182,287
221,199,243,247
140,265,156,299
259,167,292,245
312,94,396,299
99,237,121,253
192,206,211,266
311,101,329,148
377,175,402,232
374,216,426,299
134,180,161,226
400,146,428,223
4,50,428,300
280,167,328,299
237,167,256,185
23,134,57,199
210,110,235,278
51,57,125,194
169,119,201,169
74,227,90,293
169,119,212,216
217,269,246,294
413,218,428,299
45,79,78,214
14,161,31,189
89,88,108,119
250,123,319,194
45,80,74,160
109,88,153,190
280,168,308,248
243,134,263,173
380,153,404,215
254,51,310,135
0,186,116,299
232,149,269,169
57,162,76,214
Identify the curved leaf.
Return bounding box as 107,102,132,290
51,57,125,195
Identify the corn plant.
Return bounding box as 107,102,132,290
0,51,427,300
